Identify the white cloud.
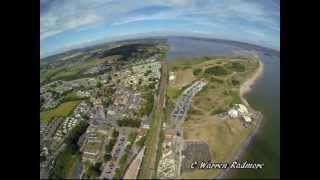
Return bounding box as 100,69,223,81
40,0,140,40
41,0,279,52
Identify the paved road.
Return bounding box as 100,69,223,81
123,147,146,179
139,61,168,179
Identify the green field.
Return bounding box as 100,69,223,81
40,58,105,84
40,100,81,124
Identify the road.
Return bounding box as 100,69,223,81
100,130,128,179
123,147,146,179
139,60,168,179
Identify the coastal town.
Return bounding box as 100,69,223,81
40,39,263,179
40,40,168,179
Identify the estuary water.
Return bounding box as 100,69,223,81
166,37,280,179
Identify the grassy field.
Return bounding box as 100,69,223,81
166,56,259,179
168,57,258,116
182,117,255,179
40,100,81,124
40,58,105,84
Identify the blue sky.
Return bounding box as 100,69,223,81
40,0,280,57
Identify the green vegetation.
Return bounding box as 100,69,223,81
81,163,102,179
49,144,81,179
182,65,191,69
113,132,136,179
128,132,137,145
63,91,89,102
144,70,152,76
229,90,242,105
193,68,202,76
204,66,231,76
136,132,148,147
40,100,81,124
173,57,260,179
210,107,226,115
117,118,141,127
100,43,157,61
189,106,204,116
138,109,158,179
209,77,224,84
225,62,246,72
113,152,129,179
154,127,164,178
139,91,154,116
50,121,89,179
166,87,181,99
104,129,119,162
231,79,240,86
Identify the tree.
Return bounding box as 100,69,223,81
97,81,102,88
104,154,112,162
144,70,152,76
204,66,230,76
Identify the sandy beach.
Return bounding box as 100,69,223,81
240,59,264,107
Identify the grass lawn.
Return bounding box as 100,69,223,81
40,100,81,124
166,87,181,99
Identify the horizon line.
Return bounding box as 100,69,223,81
40,35,280,60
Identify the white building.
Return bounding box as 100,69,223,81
169,72,175,81
228,109,239,118
242,115,252,122
235,104,248,115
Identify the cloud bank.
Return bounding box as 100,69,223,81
40,0,279,56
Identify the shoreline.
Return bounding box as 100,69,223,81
213,59,264,179
239,59,264,108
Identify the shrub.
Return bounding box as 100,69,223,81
204,66,230,76
193,68,202,76
117,119,141,127
209,77,224,84
225,62,245,72
231,79,240,86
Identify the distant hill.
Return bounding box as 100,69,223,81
40,36,279,64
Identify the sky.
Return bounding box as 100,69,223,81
40,0,280,57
